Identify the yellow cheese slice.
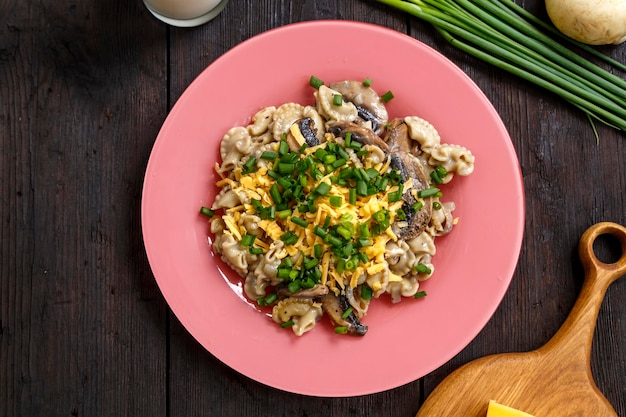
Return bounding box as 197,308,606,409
289,123,306,146
487,400,534,417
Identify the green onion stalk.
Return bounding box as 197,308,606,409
376,0,626,133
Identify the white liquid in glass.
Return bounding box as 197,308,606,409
144,0,227,26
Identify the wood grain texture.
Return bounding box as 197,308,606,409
1,0,168,416
1,0,625,416
416,223,626,417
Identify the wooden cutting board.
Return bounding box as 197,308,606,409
415,222,626,417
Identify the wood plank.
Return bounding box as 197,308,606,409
1,1,169,415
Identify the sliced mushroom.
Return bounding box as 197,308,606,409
327,121,389,151
383,118,422,156
276,283,329,298
319,292,368,336
297,117,321,147
285,117,322,151
389,152,433,240
330,80,389,135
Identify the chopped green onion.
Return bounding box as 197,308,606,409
290,216,308,228
356,238,371,247
336,225,353,240
276,176,293,188
375,177,388,191
302,277,316,288
411,201,424,212
326,235,343,247
329,195,343,207
415,263,432,275
304,258,320,270
365,168,380,179
309,75,324,89
249,247,264,255
314,182,331,196
414,291,427,299
358,252,368,264
298,174,308,188
433,201,443,210
336,258,346,274
240,234,256,247
199,206,214,217
431,165,448,185
344,131,352,147
251,199,263,211
314,148,327,160
361,285,373,301
358,223,370,238
281,320,295,328
260,151,278,160
372,209,389,225
345,258,356,270
314,244,323,259
356,180,368,196
348,140,362,150
331,158,347,169
349,188,357,205
418,187,441,198
278,162,295,174
242,156,257,174
362,77,373,87
313,226,328,239
381,90,394,103
281,231,298,246
310,166,323,181
310,268,322,282
322,154,336,165
430,169,443,185
342,242,354,258
387,190,402,203
341,307,354,319
336,146,349,160
277,267,291,280
278,140,289,155
277,209,292,219
288,280,301,293
333,94,343,106
280,152,298,163
264,292,278,305
269,183,282,205
334,326,348,335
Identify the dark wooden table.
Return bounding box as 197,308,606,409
2,1,625,416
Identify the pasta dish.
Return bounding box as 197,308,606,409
203,77,475,336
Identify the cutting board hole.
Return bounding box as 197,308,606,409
592,233,623,264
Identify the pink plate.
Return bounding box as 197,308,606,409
142,20,524,397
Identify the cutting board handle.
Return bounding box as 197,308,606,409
539,222,626,362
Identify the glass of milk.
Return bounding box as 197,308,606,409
143,0,228,27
